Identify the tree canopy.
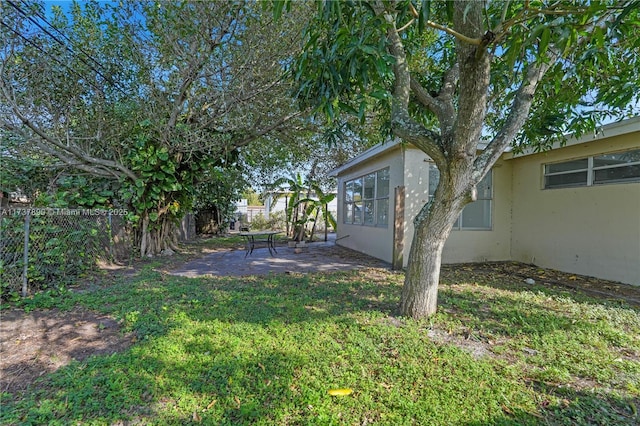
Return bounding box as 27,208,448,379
283,0,640,318
1,0,312,255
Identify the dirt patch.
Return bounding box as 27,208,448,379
0,308,133,396
425,327,495,359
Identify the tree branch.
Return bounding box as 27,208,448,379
197,76,285,131
408,71,457,141
492,4,590,45
440,62,460,99
165,10,235,137
406,1,481,45
409,76,439,111
452,1,490,158
479,4,618,172
1,81,139,182
232,111,303,149
475,48,560,177
426,20,482,45
377,4,446,168
29,138,121,179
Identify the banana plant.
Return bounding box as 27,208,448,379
268,173,307,241
269,175,336,242
297,183,336,242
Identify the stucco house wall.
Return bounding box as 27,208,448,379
333,143,512,266
441,157,513,264
331,117,639,285
509,123,640,285
334,144,404,263
400,146,429,265
398,147,512,265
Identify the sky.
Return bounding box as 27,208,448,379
43,0,94,13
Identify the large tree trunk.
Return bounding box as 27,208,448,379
401,169,473,319
401,223,445,317
138,213,180,257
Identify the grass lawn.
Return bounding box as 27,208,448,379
1,252,638,425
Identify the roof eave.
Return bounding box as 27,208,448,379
328,139,402,177
505,116,640,159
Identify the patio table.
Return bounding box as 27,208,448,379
239,231,282,257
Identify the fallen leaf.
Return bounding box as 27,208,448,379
328,388,353,396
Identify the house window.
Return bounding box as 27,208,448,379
593,149,640,184
343,167,389,227
543,148,640,189
428,164,493,230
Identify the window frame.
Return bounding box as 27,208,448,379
343,167,390,227
428,164,493,231
543,148,640,189
458,172,493,230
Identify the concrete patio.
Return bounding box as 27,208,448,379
170,235,390,278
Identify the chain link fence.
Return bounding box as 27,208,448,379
0,208,133,299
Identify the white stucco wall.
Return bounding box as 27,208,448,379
399,149,513,265
332,119,639,285
264,195,287,218
401,146,429,265
265,192,338,224
510,132,640,285
335,144,513,266
441,158,513,264
335,145,404,263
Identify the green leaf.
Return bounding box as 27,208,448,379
272,0,286,20
369,90,389,100
418,0,431,32
539,27,551,55
360,45,378,56
445,0,454,21
592,25,604,48
358,100,366,122
338,101,358,116
160,163,175,174
157,150,169,162
326,102,335,122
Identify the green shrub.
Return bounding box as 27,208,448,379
248,211,286,231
